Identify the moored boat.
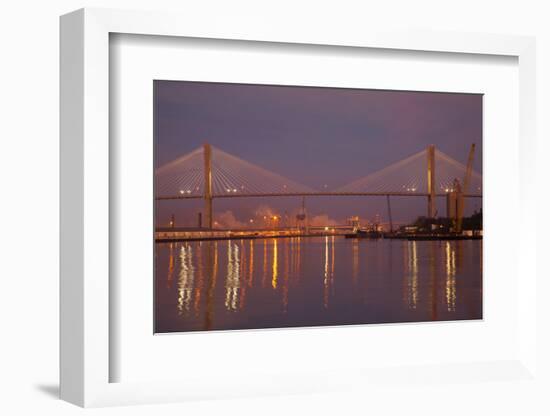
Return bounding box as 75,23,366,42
344,229,383,239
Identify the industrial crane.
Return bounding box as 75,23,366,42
456,143,476,233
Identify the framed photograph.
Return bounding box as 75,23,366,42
60,8,538,407
153,80,484,334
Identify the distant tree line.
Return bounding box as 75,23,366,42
401,209,483,233
461,209,483,230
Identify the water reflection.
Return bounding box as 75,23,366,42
323,236,336,309
429,242,437,321
204,241,218,330
282,240,291,312
239,241,247,310
248,240,254,287
262,239,267,288
331,236,335,276
294,237,302,279
177,245,195,316
271,238,278,289
352,239,359,284
404,241,419,310
445,242,457,312
167,243,175,289
156,237,482,333
194,243,204,315
225,241,240,311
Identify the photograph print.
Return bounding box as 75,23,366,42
154,80,483,333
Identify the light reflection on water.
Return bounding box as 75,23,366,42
406,241,419,310
445,241,457,312
271,239,278,289
156,237,482,333
225,241,240,312
177,245,194,316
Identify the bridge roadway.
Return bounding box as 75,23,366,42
155,191,483,201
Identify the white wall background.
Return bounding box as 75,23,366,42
0,1,548,415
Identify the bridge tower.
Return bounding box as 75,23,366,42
203,143,213,229
427,144,436,218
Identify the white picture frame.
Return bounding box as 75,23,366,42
60,7,538,407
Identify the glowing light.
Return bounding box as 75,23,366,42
324,226,329,231
226,189,231,192
232,188,237,193
179,190,185,194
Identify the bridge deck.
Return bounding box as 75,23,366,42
155,191,482,201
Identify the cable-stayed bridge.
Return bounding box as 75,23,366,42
156,145,317,199
156,144,482,229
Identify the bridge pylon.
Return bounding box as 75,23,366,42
203,143,213,228
427,144,436,218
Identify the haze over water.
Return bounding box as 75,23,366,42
155,237,482,333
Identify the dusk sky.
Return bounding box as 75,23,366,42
155,80,482,228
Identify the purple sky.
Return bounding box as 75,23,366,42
155,80,482,228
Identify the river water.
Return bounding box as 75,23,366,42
155,237,482,333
